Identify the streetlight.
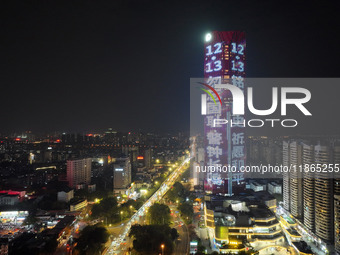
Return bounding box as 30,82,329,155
161,244,165,255
120,211,123,221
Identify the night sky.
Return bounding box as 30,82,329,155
1,0,340,134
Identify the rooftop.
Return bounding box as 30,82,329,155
292,241,313,254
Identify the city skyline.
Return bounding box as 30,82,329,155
2,1,340,255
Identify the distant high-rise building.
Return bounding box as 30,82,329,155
285,139,340,246
197,148,205,163
303,143,315,232
195,147,205,186
192,161,200,186
144,148,153,169
314,144,334,242
289,141,303,219
122,145,138,167
282,141,290,211
104,128,118,144
333,145,340,254
283,140,303,218
335,194,340,255
113,157,131,195
67,158,92,188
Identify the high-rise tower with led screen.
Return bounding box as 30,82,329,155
203,31,246,195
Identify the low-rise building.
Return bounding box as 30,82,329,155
0,190,26,199
0,194,19,206
268,182,282,195
57,188,74,203
70,199,88,212
0,211,28,224
292,241,313,255
88,184,96,193
204,194,284,254
253,191,277,212
250,181,266,192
